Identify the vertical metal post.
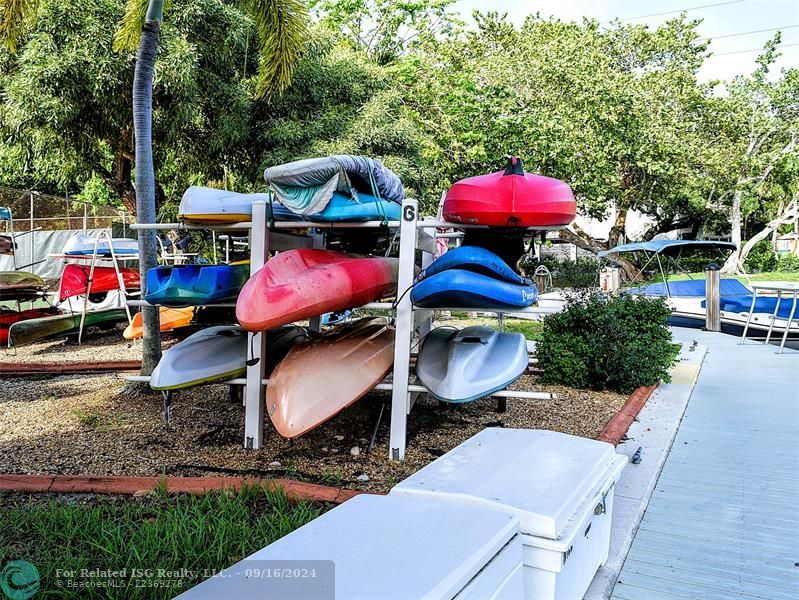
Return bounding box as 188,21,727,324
244,202,268,449
83,203,88,233
29,192,35,270
308,231,325,334
389,198,418,461
705,263,721,332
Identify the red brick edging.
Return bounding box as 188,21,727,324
0,474,366,504
596,383,659,446
1,361,142,375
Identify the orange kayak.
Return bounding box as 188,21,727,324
266,318,395,438
123,306,195,340
236,249,398,332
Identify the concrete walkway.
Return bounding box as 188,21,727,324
611,329,799,600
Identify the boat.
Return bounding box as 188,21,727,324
0,235,14,255
0,271,46,300
411,246,538,309
236,249,399,332
122,306,195,340
308,192,401,222
599,239,799,340
56,289,128,313
57,264,140,301
177,186,302,224
1,307,62,346
149,325,307,391
62,234,138,256
266,318,394,438
7,309,128,347
144,263,250,307
443,156,576,228
264,155,404,215
416,325,528,403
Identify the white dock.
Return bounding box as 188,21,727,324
610,329,799,599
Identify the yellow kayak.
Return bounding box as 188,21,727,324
123,306,195,340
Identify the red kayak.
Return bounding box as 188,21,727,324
443,156,576,228
1,307,62,346
236,249,399,332
58,264,140,301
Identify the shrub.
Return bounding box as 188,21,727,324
776,253,799,272
743,241,778,272
537,295,678,393
519,256,599,289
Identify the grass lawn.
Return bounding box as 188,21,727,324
448,313,543,341
0,487,320,599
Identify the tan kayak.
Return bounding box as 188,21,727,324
266,318,395,438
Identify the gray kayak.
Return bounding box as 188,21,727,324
150,325,308,391
416,325,528,403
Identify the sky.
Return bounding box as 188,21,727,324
455,0,799,82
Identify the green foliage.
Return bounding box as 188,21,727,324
0,487,320,599
776,253,799,272
743,240,778,272
519,256,598,289
537,295,678,393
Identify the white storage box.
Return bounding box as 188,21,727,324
177,494,525,600
390,428,627,600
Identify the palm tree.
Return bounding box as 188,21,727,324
2,0,308,375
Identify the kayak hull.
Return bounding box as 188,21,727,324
411,269,538,309
58,264,140,301
443,160,576,228
63,234,138,256
123,306,195,339
144,264,250,307
178,186,302,224
236,249,399,332
267,319,394,438
416,325,528,403
8,309,128,347
149,325,307,391
308,192,402,222
1,307,62,346
416,245,529,285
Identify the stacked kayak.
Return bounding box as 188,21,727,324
8,309,128,347
267,318,394,438
63,234,138,256
0,235,14,255
417,326,528,403
150,325,307,391
1,307,62,346
58,264,140,301
178,186,302,224
0,271,46,300
237,249,398,331
411,246,538,309
307,192,401,222
123,306,195,340
443,156,576,228
144,263,249,307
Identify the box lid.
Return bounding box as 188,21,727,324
177,494,519,600
391,428,619,540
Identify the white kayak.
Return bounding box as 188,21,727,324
416,325,528,403
63,233,138,256
150,325,308,391
177,186,301,223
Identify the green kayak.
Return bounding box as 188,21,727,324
0,271,46,300
8,309,128,347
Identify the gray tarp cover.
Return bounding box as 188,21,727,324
263,156,404,215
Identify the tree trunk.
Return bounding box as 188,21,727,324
723,198,798,273
133,19,162,375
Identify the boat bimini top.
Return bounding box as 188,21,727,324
598,239,738,300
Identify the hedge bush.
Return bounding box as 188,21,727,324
743,240,778,273
537,295,679,393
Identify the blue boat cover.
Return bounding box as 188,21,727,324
704,296,799,320
264,156,404,215
0,207,10,222
308,192,401,223
145,264,249,307
411,269,538,309
416,246,530,285
629,278,751,297
598,239,737,257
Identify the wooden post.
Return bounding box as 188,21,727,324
705,263,721,332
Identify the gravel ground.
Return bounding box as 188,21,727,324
0,372,626,493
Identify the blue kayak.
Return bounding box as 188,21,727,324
411,269,538,309
145,264,249,307
308,192,401,223
416,245,529,285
